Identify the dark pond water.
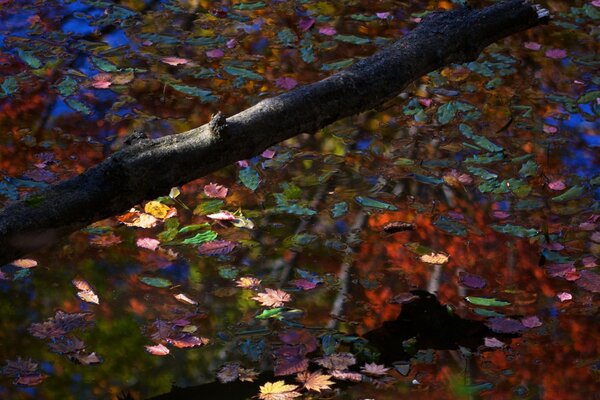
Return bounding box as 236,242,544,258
0,0,599,399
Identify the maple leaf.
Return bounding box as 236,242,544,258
204,183,228,198
297,370,334,392
252,288,291,308
235,276,261,289
90,232,122,247
314,352,356,370
258,381,301,400
274,345,308,376
217,363,240,383
360,362,390,376
48,337,85,354
70,351,102,365
145,343,170,356
28,321,66,339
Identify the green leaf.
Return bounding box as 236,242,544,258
437,102,456,125
321,59,354,71
57,76,78,97
334,34,370,45
178,223,211,234
331,202,348,218
577,90,600,104
459,124,503,152
139,276,172,288
465,296,510,307
17,49,42,69
180,230,218,245
90,56,119,72
239,167,260,191
65,98,92,115
223,66,263,81
300,36,315,64
233,1,265,10
218,266,239,279
355,196,397,210
169,84,217,102
277,28,297,47
466,166,497,181
519,160,538,178
1,76,18,97
194,199,224,215
255,308,284,320
551,185,585,202
491,224,539,238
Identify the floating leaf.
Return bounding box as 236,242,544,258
233,1,265,10
314,353,356,370
576,270,600,293
486,317,525,333
433,216,467,237
161,57,189,66
355,196,397,210
258,381,301,400
334,34,370,45
252,288,291,308
459,123,503,152
491,224,539,238
360,362,390,376
174,293,197,305
90,56,119,72
136,237,160,251
144,201,171,219
1,76,18,97
180,230,218,245
420,252,449,264
466,296,510,307
297,371,334,392
17,48,42,68
198,240,237,256
459,272,487,289
204,183,228,198
240,167,260,191
551,185,585,202
170,83,217,102
65,98,92,115
224,66,263,81
383,221,414,233
194,199,224,215
139,276,172,288
145,343,170,356
11,259,38,269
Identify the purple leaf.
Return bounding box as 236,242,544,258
458,272,487,289
198,240,237,256
486,317,525,334
576,270,600,293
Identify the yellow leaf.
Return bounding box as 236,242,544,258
144,201,171,219
258,380,301,400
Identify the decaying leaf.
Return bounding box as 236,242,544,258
144,201,172,219
360,362,390,376
117,210,158,228
204,182,228,198
314,352,356,370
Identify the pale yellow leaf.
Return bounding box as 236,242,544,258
297,370,334,392
419,252,449,264
258,380,301,400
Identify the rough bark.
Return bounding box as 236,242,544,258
0,0,549,264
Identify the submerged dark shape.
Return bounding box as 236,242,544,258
145,291,515,400
363,290,512,363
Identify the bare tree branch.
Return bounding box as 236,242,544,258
0,1,549,264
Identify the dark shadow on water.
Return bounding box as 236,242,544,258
142,291,517,400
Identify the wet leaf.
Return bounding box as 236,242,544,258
198,240,237,256
466,296,510,307
459,272,487,289
491,224,539,238
17,49,42,68
170,83,217,102
253,288,291,308
314,353,356,370
419,252,449,264
258,381,301,400
240,167,260,191
576,270,600,293
180,230,218,245
65,98,92,115
334,34,370,45
145,343,170,356
174,293,197,305
297,370,334,392
11,259,38,269
551,185,585,202
139,276,172,288
355,196,397,210
204,183,228,198
486,317,525,333
224,66,263,81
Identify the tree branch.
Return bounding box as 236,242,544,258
0,0,549,264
